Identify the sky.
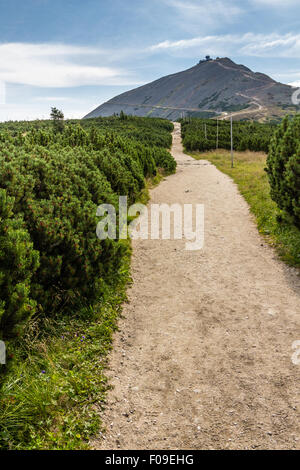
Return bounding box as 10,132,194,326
0,0,300,121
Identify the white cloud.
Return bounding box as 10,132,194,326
241,33,300,57
150,35,230,52
150,32,300,58
0,98,102,121
251,0,298,5
0,43,141,88
33,96,74,102
167,0,242,20
0,104,86,121
161,0,243,33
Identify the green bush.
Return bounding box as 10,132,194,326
153,147,177,173
181,118,275,153
266,115,300,227
0,116,175,338
0,189,39,337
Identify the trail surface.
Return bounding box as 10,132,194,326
93,123,300,450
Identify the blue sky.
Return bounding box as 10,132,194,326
0,0,300,120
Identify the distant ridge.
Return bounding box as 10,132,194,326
84,57,295,121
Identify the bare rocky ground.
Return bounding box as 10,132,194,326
92,123,300,450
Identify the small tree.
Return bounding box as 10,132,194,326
120,110,127,121
50,107,64,133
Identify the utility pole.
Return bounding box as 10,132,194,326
204,123,207,139
231,116,234,168
216,119,219,149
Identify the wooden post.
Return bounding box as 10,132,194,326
216,119,219,149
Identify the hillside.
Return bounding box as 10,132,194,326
84,57,296,121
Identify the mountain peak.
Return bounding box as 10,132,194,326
84,59,294,121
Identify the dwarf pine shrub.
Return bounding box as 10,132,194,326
0,116,175,337
0,189,39,336
266,115,300,227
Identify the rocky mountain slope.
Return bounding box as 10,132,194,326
84,57,296,121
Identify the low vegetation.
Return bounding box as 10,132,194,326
266,115,300,228
1,110,298,449
181,118,276,153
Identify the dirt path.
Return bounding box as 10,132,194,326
93,123,300,450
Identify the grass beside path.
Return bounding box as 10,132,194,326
0,250,131,450
190,149,300,269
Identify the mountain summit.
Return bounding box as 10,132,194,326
84,57,295,121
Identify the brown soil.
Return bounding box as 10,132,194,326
92,123,300,450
